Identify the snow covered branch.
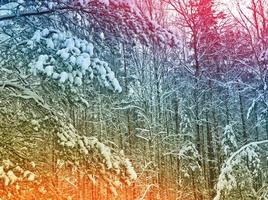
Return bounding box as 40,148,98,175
214,140,268,200
0,7,67,21
0,80,49,109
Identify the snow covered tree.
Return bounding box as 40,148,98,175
221,125,238,158
215,138,268,200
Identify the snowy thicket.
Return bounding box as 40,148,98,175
1,0,268,199
0,0,163,198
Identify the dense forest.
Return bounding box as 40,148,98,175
0,0,268,199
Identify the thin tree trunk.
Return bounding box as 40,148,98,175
238,83,247,144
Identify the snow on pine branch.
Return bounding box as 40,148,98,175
78,0,137,11
26,28,122,92
0,0,178,47
0,159,35,187
214,140,268,200
57,122,137,184
76,0,178,47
